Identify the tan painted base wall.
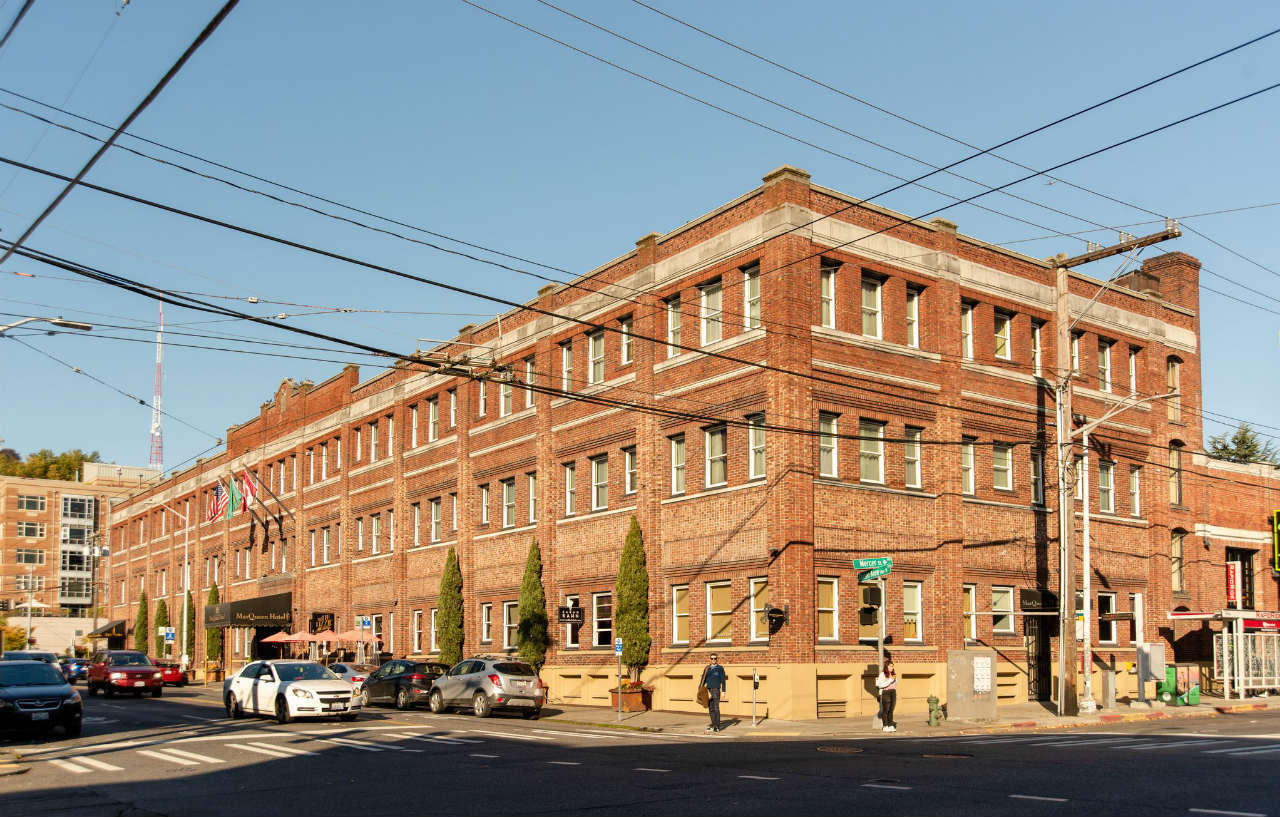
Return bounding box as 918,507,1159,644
543,658,1158,720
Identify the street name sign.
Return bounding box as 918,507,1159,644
852,557,892,570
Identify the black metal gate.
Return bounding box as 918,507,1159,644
1024,616,1053,701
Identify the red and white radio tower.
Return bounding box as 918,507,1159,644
149,305,164,470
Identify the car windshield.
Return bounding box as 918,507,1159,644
493,662,537,677
3,652,55,663
274,663,337,682
108,653,153,667
0,663,65,686
413,663,446,677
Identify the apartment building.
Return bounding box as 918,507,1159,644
103,166,1278,719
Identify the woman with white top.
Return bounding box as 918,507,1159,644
875,658,898,732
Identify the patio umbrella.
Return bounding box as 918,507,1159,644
259,631,291,644
311,629,340,642
336,629,377,642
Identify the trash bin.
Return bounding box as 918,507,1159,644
1175,663,1201,706
1157,666,1177,703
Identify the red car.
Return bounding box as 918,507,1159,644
86,650,164,697
151,660,188,686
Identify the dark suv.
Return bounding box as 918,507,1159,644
86,651,163,697
359,660,448,710
0,660,82,737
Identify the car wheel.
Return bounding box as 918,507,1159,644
225,694,243,719
275,697,291,725
522,708,541,720
339,713,358,722
360,688,371,708
63,719,82,738
429,689,445,714
395,688,411,711
472,692,492,718
151,687,163,698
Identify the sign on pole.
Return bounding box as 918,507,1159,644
852,557,892,570
861,566,891,580
614,637,623,656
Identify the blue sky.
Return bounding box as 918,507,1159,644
1,0,1277,472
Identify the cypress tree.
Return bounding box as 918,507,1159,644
516,539,549,669
154,599,170,656
205,583,222,664
134,589,149,653
184,590,196,659
436,547,464,666
615,516,650,681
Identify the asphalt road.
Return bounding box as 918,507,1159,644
3,685,1279,816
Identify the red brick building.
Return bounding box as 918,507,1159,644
104,166,1279,718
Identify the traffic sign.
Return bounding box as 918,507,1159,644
360,615,371,629
164,630,175,642
852,557,892,570
614,637,623,656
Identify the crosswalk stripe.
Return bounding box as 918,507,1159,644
73,756,125,772
227,742,291,759
635,767,670,773
323,737,383,752
49,759,92,774
954,736,1045,744
388,733,468,745
247,741,315,756
1204,743,1280,754
138,749,199,766
1127,740,1221,751
470,730,554,741
1216,745,1280,756
533,729,620,740
157,747,226,764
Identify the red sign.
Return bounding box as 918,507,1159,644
1244,619,1280,631
1227,562,1240,605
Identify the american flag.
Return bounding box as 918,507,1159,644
207,480,229,522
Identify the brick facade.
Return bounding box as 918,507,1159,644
104,167,1280,718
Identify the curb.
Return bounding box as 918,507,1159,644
0,752,27,777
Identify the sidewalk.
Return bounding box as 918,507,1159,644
539,695,1280,739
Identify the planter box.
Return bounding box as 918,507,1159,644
610,688,650,712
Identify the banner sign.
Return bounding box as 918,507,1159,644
204,592,292,628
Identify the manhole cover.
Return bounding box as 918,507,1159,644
817,745,864,754
922,753,971,759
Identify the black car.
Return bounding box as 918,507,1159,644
359,660,449,710
0,660,83,737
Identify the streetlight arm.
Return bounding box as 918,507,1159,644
1072,391,1180,439
0,315,93,335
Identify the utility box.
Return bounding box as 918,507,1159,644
946,649,998,721
1137,643,1166,682
1100,670,1117,710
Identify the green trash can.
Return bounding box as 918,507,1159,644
1157,666,1177,703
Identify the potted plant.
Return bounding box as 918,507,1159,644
611,678,651,712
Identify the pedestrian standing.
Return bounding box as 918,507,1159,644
701,653,727,732
876,658,897,732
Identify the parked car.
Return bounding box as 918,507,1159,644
86,651,163,697
327,663,376,691
0,660,82,737
150,659,188,686
360,660,448,710
1,651,59,664
58,657,90,684
428,657,544,719
223,660,359,724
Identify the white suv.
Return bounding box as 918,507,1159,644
428,657,544,719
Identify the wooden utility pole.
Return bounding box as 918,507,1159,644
1052,222,1180,718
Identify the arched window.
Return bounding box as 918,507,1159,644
1166,357,1183,421
1168,440,1184,506
1170,529,1186,593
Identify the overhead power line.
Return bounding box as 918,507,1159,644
0,0,34,51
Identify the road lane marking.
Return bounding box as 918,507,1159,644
227,742,292,758
154,747,226,764
533,729,621,740
1126,740,1222,751
740,775,781,781
1188,810,1265,817
1216,745,1280,756
386,732,469,745
470,753,500,758
470,730,555,741
1027,737,1135,747
1204,743,1280,754
49,759,93,774
137,749,199,766
861,783,910,790
248,741,315,756
1011,794,1068,803
635,768,670,773
547,761,581,766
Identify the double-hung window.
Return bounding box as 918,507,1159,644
503,602,518,650
817,577,839,641
700,279,723,345
480,603,493,643
428,397,439,442
819,412,838,478
448,389,456,427
962,584,977,640
992,443,1013,491
706,581,732,643
904,426,922,489
1098,340,1113,392
819,262,837,328
561,342,573,392
670,436,686,494
1129,467,1142,517
1171,531,1185,592
743,264,761,330
1129,347,1140,396
1098,592,1117,644
672,586,689,644
1031,450,1045,505
1031,320,1043,376
905,287,920,348
1099,461,1115,512
588,330,604,384
370,421,379,462
749,578,769,642
525,357,536,407
1169,442,1184,506
429,498,442,542
960,303,974,360
961,437,975,495
619,319,633,364
502,479,516,528
666,296,682,357
1167,358,1182,420
993,311,1011,360
748,414,766,479
593,592,613,647
903,581,923,643
992,586,1014,634
1071,333,1081,374
500,382,513,417
861,275,882,338
480,484,490,525
410,407,419,449
705,426,728,487
623,447,638,494
591,456,608,511
563,595,580,647
859,420,885,483
528,472,538,522
564,463,576,516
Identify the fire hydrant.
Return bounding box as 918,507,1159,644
927,695,943,727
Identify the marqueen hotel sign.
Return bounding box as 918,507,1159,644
204,592,293,629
